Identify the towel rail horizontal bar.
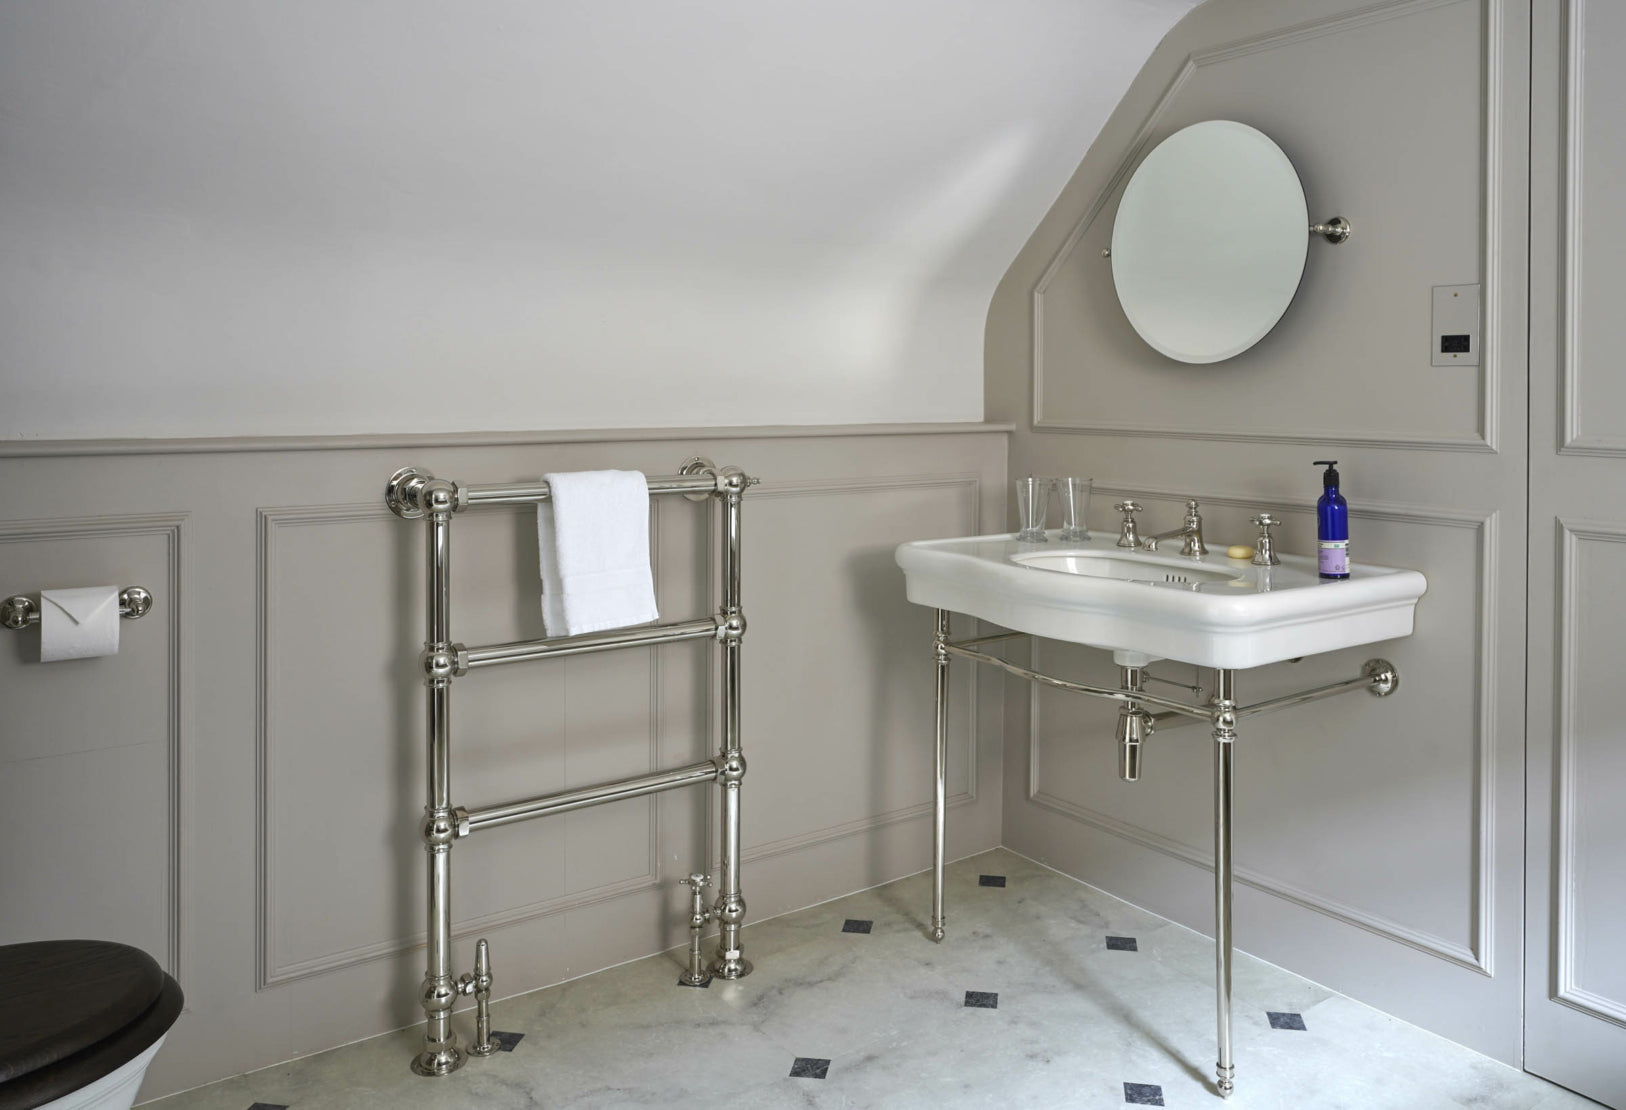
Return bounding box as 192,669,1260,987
386,460,758,520
456,615,723,673
462,473,719,507
461,758,721,834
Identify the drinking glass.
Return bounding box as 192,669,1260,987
1056,477,1092,541
1014,476,1050,542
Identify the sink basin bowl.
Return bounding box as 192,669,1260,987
896,531,1426,669
1012,550,1244,587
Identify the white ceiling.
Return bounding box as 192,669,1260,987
0,0,1199,438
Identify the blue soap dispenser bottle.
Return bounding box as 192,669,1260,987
1314,460,1349,579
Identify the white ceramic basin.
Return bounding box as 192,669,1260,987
896,531,1426,669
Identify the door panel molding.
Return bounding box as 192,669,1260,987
1552,519,1626,1026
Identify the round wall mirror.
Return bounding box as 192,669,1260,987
1110,120,1311,364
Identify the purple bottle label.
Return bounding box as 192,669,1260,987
1319,540,1349,576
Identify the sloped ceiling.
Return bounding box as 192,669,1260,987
0,0,1199,439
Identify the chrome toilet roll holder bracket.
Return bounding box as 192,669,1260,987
1,586,153,631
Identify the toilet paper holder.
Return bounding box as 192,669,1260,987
0,586,153,630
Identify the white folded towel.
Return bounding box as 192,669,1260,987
537,470,659,637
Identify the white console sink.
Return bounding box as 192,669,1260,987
895,531,1426,669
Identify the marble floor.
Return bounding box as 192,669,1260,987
148,849,1599,1109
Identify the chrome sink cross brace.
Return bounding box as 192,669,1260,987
928,616,1398,1099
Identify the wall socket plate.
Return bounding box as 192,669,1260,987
1432,284,1480,366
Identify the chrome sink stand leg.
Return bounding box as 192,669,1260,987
1212,668,1237,1098
931,608,950,942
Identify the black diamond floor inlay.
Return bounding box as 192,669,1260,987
964,990,999,1009
677,975,711,988
979,874,1007,887
247,1104,289,1110
1267,1011,1307,1030
1124,1082,1165,1106
842,918,873,934
1105,935,1138,951
790,1057,831,1079
487,1030,525,1051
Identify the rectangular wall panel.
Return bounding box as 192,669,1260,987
1562,0,1626,453
0,515,183,975
1554,523,1626,1020
1033,0,1491,451
742,476,981,860
1029,495,1493,970
258,503,667,985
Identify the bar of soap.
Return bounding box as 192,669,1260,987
1226,544,1255,560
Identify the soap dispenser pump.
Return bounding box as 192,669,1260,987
1314,460,1349,579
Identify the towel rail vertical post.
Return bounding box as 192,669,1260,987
712,467,752,979
413,479,464,1077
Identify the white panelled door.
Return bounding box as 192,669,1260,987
1525,3,1626,1106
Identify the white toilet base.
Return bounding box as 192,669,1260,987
35,1035,166,1110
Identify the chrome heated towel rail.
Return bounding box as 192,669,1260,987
385,457,756,1078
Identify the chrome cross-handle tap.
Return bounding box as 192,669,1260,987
1251,513,1282,567
1115,501,1143,549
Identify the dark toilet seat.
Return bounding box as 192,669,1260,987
0,941,183,1110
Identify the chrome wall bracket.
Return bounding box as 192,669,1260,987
1311,216,1352,244
1364,658,1399,697
928,627,1402,1099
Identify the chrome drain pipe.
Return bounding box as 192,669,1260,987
1116,666,1155,782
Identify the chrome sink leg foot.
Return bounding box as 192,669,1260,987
931,609,950,943
1213,668,1237,1098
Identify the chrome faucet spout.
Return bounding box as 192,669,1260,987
1142,500,1208,557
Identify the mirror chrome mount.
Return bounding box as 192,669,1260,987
1311,216,1352,244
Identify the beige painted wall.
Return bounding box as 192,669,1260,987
0,425,1007,1098
985,0,1531,1063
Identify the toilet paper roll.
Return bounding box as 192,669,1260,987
39,586,121,662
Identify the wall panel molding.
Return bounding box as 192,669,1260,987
1552,519,1626,1026
254,502,665,988
1556,0,1626,457
0,512,186,979
1029,0,1499,454
1027,490,1497,974
0,422,1015,459
732,474,983,868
